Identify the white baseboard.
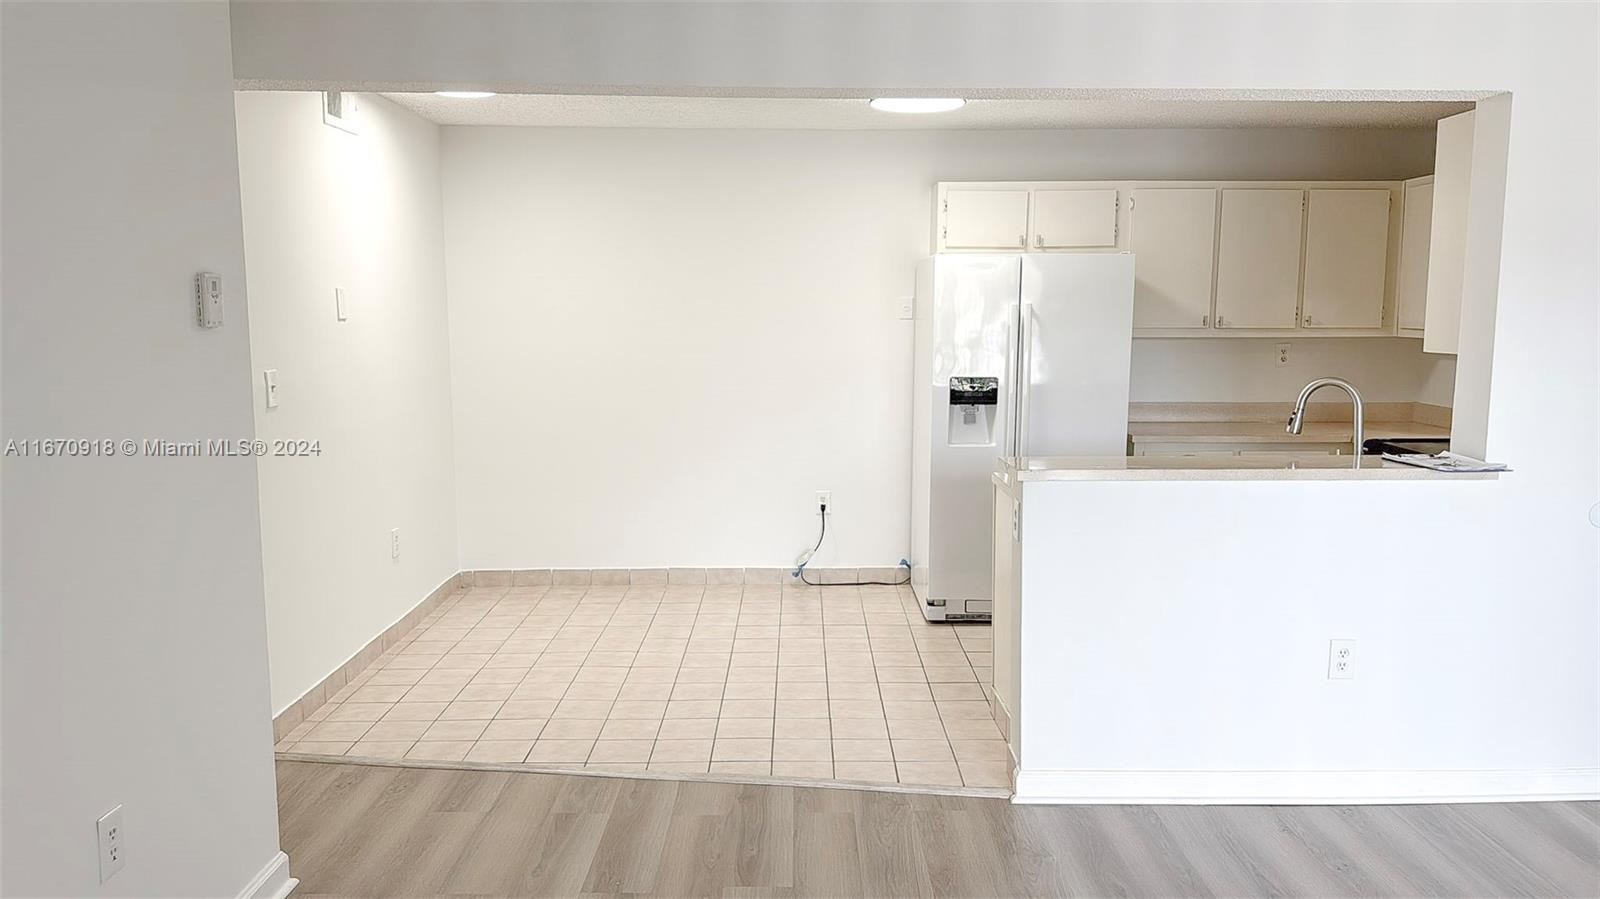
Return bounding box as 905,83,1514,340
272,572,464,741
1012,767,1600,805
237,850,297,899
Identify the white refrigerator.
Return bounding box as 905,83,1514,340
909,253,1135,621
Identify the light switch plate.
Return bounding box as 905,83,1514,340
896,296,915,320
263,369,280,409
335,287,349,321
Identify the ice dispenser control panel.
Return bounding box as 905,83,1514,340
948,376,999,446
949,377,999,406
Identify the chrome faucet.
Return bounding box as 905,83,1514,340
1287,377,1365,458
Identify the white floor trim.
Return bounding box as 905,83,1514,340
237,850,297,899
1012,767,1600,805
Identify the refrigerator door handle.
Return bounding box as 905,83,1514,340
1015,301,1034,456
1002,304,1019,458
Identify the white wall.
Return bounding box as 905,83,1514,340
1,3,287,896
442,126,1434,570
1013,478,1596,802
1131,338,1456,405
235,92,460,715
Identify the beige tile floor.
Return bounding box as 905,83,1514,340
276,582,1006,791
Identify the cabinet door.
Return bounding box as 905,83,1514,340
1396,178,1433,333
1032,189,1117,248
1214,189,1304,330
1302,189,1391,329
1128,189,1217,329
944,189,1029,250
1424,110,1474,354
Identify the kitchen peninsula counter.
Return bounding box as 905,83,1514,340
987,448,1502,805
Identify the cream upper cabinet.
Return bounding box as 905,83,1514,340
1214,189,1304,330
1031,189,1118,249
943,189,1030,250
1395,177,1434,335
1301,189,1391,329
932,179,1422,338
1128,188,1217,329
1424,110,1474,355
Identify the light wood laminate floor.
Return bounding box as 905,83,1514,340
277,760,1599,898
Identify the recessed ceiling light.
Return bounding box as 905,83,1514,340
434,91,497,99
868,98,966,114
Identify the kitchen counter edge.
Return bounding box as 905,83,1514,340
994,454,1502,484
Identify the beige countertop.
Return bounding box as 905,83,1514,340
1127,420,1450,444
996,453,1500,483
1126,401,1452,446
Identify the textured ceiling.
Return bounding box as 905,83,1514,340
380,93,1475,130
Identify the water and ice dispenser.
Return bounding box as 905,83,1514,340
947,376,999,446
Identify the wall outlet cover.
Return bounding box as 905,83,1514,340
97,805,125,883
1327,638,1356,679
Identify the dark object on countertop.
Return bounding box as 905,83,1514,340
1362,437,1450,455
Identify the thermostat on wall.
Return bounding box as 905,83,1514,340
322,91,359,134
195,272,223,328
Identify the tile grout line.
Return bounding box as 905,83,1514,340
568,585,622,768
912,590,960,786
775,583,790,776
642,583,684,773
643,588,675,771
831,587,842,777
428,585,504,761
655,584,680,772
706,587,728,774
620,583,655,765
872,587,899,785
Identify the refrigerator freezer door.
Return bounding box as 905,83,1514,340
930,256,1021,404
1019,254,1137,456
921,254,1021,614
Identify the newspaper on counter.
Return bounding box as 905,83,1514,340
1380,451,1510,472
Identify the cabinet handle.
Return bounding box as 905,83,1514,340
1304,315,1313,326
1217,315,1226,327
1019,234,1027,248
1035,234,1043,248
1202,314,1209,327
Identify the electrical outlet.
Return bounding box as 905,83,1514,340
815,491,831,515
1327,639,1356,679
97,805,125,883
1276,343,1291,367
390,528,401,560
